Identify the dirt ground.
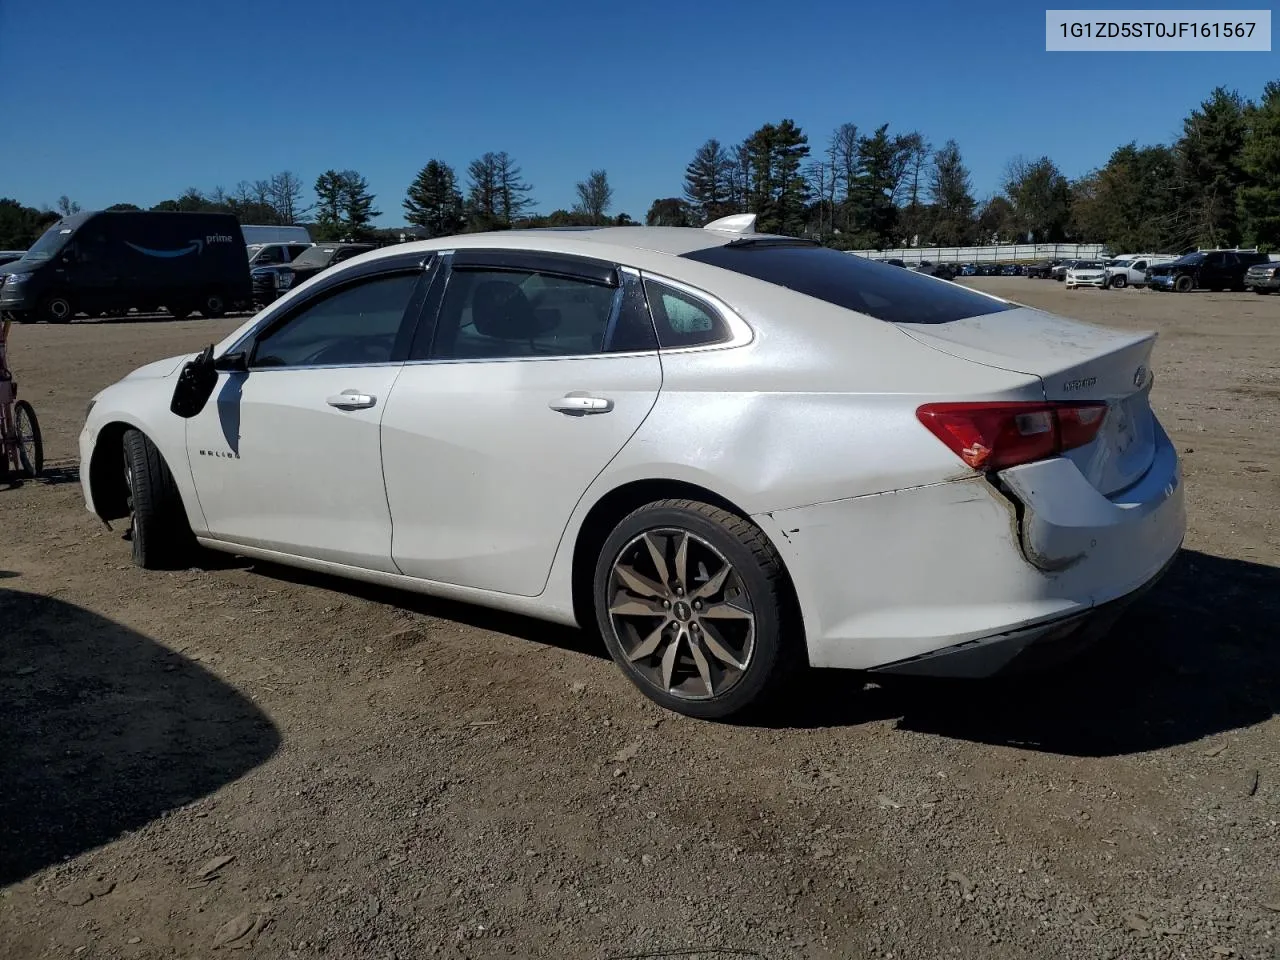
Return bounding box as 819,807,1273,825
1,277,1278,960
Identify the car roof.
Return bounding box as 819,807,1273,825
352,225,762,266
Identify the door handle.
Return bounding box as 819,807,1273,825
548,393,614,416
326,390,376,410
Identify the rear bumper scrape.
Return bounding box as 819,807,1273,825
868,547,1180,678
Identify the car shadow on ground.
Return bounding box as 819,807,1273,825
769,549,1280,756
248,561,611,661
0,590,281,886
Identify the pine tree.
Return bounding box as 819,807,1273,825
1238,81,1280,248
338,171,380,240
928,140,976,245
683,139,733,224
1177,87,1249,247
313,170,345,240
404,160,465,238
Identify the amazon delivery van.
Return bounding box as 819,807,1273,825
0,211,251,322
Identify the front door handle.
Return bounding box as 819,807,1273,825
326,390,377,410
549,393,614,416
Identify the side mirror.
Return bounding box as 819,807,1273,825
170,344,219,418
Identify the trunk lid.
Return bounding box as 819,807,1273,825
896,306,1158,496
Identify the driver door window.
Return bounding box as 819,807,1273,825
251,272,419,368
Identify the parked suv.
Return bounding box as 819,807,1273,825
1244,260,1280,294
1147,250,1271,292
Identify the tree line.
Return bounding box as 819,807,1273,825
655,79,1280,253
2,79,1276,253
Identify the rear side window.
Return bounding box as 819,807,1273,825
680,243,1014,324
643,279,731,348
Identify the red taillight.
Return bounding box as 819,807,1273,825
916,401,1108,471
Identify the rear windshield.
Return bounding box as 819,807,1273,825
680,243,1013,324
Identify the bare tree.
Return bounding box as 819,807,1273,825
268,171,307,224
232,181,255,206
830,123,860,203
573,169,613,224
56,195,81,217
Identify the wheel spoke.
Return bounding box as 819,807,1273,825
609,594,667,617
642,533,670,585
701,600,753,620
688,635,715,696
699,621,749,671
613,561,666,599
626,622,668,662
690,563,730,600
674,532,690,586
660,628,685,691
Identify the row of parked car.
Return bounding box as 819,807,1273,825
1028,249,1279,293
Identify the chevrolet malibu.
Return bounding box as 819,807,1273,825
79,215,1185,719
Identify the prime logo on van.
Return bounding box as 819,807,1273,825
124,235,232,258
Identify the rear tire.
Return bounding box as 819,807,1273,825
41,296,73,323
13,400,42,478
201,292,227,318
593,498,799,720
122,428,195,570
1255,288,1271,295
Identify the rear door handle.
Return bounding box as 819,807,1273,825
326,390,377,410
548,393,614,415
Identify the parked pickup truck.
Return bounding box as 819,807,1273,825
1104,255,1161,289
1245,260,1280,294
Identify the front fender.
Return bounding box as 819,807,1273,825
80,378,205,533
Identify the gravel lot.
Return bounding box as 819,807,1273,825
1,277,1278,960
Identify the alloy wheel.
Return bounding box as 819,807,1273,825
605,528,756,700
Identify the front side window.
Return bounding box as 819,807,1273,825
430,267,618,360
642,279,731,348
251,272,418,368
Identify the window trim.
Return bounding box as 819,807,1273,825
227,255,437,372
408,253,650,365
636,271,753,353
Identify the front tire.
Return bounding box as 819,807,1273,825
13,400,42,478
122,429,195,569
41,296,73,323
1111,275,1127,289
593,499,798,720
1174,275,1194,293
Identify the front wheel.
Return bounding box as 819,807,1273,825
168,303,193,321
1111,275,1127,289
593,499,798,720
1254,288,1271,295
1174,275,1194,293
122,429,196,569
41,296,74,323
13,400,43,478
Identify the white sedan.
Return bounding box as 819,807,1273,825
1065,260,1109,289
79,214,1185,719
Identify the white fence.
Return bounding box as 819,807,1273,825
847,243,1109,265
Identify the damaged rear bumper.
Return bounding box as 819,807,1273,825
751,422,1185,675
866,548,1178,678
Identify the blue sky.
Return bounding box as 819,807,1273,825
0,0,1274,225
